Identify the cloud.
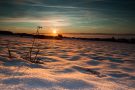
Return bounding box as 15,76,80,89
0,17,71,27
0,0,135,33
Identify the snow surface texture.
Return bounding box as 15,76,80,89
0,36,135,90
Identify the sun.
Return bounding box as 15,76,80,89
52,29,57,34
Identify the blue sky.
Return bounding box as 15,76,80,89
0,0,135,33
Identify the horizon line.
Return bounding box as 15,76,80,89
0,30,135,35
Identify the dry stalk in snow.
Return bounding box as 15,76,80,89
27,26,43,63
7,40,12,58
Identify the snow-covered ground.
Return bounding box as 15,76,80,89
0,36,135,90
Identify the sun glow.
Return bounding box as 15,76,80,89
52,29,58,36
53,29,57,34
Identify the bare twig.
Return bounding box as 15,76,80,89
7,41,12,58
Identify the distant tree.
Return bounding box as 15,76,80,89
58,34,63,38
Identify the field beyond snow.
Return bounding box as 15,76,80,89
0,36,135,90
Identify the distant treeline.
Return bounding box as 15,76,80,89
0,30,63,39
0,31,14,35
0,30,135,44
62,33,135,36
66,37,135,44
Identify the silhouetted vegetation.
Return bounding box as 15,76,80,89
67,37,135,44
0,30,63,39
26,26,43,64
0,30,135,44
0,31,13,35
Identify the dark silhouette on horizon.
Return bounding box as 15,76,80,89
0,30,135,44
